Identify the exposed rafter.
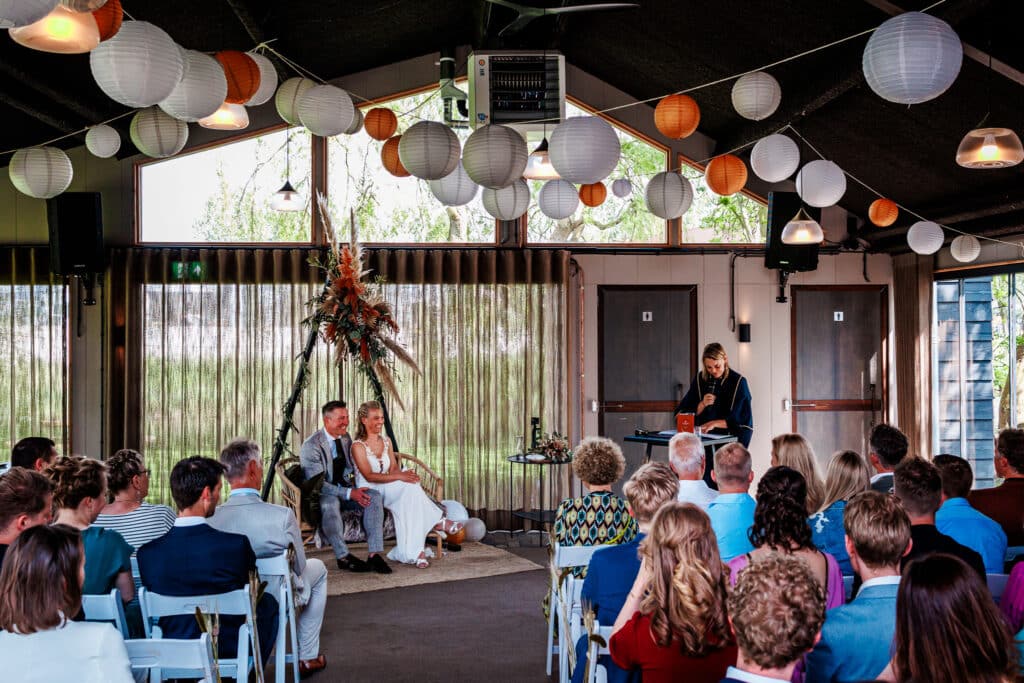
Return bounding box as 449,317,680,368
223,0,290,78
0,61,110,126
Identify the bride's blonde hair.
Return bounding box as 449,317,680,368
355,400,382,442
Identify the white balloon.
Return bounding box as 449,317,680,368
549,116,621,185
731,71,781,121
611,178,632,199
463,517,486,542
750,134,800,183
441,499,469,522
538,178,579,219
481,178,530,220
795,160,846,208
863,11,962,105
644,172,693,219
906,221,944,255
949,234,981,263
429,161,479,206
85,124,120,158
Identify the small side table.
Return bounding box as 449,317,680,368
507,454,572,527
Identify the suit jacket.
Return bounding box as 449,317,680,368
804,580,899,683
870,473,894,494
902,524,986,578
969,478,1024,546
137,522,278,661
300,428,355,493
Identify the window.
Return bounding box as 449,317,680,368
138,128,313,243
678,157,767,244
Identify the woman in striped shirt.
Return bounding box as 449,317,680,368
94,449,175,552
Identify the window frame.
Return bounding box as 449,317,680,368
675,152,768,248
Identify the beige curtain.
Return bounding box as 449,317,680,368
893,252,933,459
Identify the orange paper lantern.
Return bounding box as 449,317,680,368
869,198,899,227
215,51,261,104
93,0,122,41
705,154,748,196
654,94,700,139
365,107,398,141
579,182,607,207
381,136,409,177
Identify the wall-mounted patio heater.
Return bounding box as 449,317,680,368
468,50,565,132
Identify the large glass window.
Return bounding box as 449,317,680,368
678,157,768,244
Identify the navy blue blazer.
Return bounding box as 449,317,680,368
804,581,898,683
137,522,278,662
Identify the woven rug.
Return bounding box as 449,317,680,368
308,542,544,596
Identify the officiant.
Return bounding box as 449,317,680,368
675,342,753,448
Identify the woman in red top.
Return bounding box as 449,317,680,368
609,502,737,682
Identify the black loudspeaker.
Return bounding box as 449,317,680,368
764,191,820,272
46,192,105,276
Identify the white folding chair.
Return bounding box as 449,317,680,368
125,632,217,682
555,575,587,683
583,615,615,683
81,588,129,639
256,551,300,683
988,573,1010,604
139,586,256,681
545,543,601,677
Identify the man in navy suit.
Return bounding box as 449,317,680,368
805,491,911,683
137,456,278,664
722,555,825,683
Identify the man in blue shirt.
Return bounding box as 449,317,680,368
934,453,1007,573
706,443,756,562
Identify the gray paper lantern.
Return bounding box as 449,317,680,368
85,124,120,158
950,234,981,263
158,49,226,122
731,71,781,121
130,107,188,158
246,52,278,107
344,105,364,135
9,147,73,198
429,161,478,207
275,77,315,126
482,178,530,220
863,12,962,105
644,172,693,220
538,179,579,219
0,0,56,28
611,178,632,199
549,116,621,185
795,160,846,208
906,221,944,255
60,0,106,9
297,84,355,138
750,134,800,183
398,120,461,180
462,124,528,189
90,21,185,108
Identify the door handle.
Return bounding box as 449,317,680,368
784,399,817,410
598,402,625,409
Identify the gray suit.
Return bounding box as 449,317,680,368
209,491,328,659
299,428,384,557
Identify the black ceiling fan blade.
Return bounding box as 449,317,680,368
545,3,639,14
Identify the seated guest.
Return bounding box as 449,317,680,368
867,424,908,494
999,559,1024,633
572,462,679,683
969,428,1024,546
706,443,756,561
137,456,278,664
728,466,845,610
0,524,134,682
805,491,911,683
47,456,134,605
808,450,871,575
0,467,53,570
933,453,1007,573
609,502,737,682
210,438,329,677
723,554,826,683
893,457,985,578
11,436,58,472
668,432,717,510
887,554,1018,683
94,448,176,552
554,437,637,577
771,433,825,514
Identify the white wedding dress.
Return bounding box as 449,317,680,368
354,438,444,564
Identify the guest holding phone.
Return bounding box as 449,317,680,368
675,343,753,447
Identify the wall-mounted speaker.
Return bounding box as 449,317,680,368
46,192,105,276
764,191,820,272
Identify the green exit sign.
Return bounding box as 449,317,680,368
170,261,206,282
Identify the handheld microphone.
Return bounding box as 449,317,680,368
707,378,718,396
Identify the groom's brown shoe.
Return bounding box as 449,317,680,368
368,554,392,574
299,654,327,678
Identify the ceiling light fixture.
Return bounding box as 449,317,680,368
9,5,100,54
271,130,303,212
780,207,824,245
523,137,560,180
956,126,1024,169
198,102,249,130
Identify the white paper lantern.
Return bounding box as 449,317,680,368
441,499,469,522
61,0,107,9
429,161,478,206
158,50,226,122
750,134,800,183
950,234,980,262
85,124,120,158
795,160,847,208
549,116,621,185
907,221,945,255
538,179,579,219
9,147,72,198
275,77,315,126
863,12,963,105
90,21,185,108
398,120,460,180
462,124,527,189
482,178,530,220
296,84,355,138
130,107,188,158
644,172,693,220
731,71,782,121
611,178,632,199
344,105,363,135
246,52,277,106
0,0,57,28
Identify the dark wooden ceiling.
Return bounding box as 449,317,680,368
2,0,1023,251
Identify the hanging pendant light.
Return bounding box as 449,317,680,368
272,130,303,212
198,102,249,130
523,137,560,180
9,4,100,53
956,127,1024,169
781,207,824,245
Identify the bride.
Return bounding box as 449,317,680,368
351,400,462,568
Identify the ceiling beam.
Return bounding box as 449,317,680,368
223,0,290,77
0,95,83,138
0,61,110,124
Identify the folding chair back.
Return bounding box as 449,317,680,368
545,542,601,677
81,588,129,639
125,632,217,682
256,551,300,683
584,617,615,683
842,575,855,602
988,573,1010,604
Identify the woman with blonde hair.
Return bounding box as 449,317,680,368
675,342,753,447
772,433,826,514
94,448,176,552
809,450,871,574
609,503,736,682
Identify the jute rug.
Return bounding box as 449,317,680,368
308,542,544,596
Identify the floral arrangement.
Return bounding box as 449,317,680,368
537,432,572,462
307,193,419,409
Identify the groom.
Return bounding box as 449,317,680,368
300,400,391,574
